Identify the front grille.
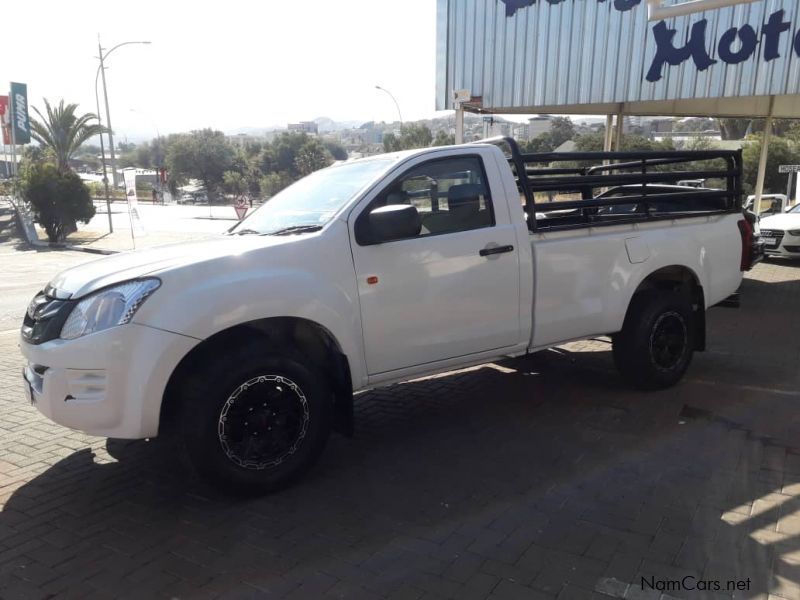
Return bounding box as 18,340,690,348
761,229,785,249
21,290,74,345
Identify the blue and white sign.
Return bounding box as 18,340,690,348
9,82,30,144
436,0,800,117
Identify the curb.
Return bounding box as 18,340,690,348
65,245,118,256
28,239,119,256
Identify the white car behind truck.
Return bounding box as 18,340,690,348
20,138,757,493
758,203,800,258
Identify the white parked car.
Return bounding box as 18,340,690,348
759,203,800,258
20,139,753,493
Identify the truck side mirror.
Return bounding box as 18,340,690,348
368,204,421,243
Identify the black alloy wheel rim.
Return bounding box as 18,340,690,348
218,375,309,470
649,311,688,371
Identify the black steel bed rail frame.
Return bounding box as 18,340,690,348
482,137,744,233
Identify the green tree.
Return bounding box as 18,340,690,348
260,172,292,198
383,124,433,152
432,130,455,146
130,137,169,169
30,99,106,172
549,117,575,148
222,170,248,202
742,136,800,195
522,133,555,153
21,162,95,242
718,118,751,140
521,117,576,153
272,133,313,178
165,129,234,200
295,138,332,176
324,141,348,161
573,132,675,153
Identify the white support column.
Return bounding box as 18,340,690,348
796,171,800,207
754,96,776,215
614,111,624,151
455,106,465,144
603,115,614,152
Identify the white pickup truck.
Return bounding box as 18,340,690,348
20,138,756,493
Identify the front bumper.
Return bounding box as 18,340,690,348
762,231,800,257
19,323,198,439
765,243,800,257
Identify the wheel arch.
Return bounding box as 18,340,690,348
625,265,706,351
160,317,354,437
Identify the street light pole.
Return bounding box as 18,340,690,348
375,85,403,129
95,64,113,233
96,37,151,195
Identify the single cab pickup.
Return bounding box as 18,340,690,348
20,138,754,493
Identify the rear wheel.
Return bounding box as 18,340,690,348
180,345,332,495
613,291,695,390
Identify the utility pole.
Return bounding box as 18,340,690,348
96,37,151,195
98,38,118,191
95,63,113,232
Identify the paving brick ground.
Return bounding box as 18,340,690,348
1,230,800,599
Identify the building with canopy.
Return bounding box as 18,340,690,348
436,0,800,201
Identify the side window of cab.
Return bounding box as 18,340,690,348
355,156,495,245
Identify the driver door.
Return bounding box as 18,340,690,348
349,153,522,377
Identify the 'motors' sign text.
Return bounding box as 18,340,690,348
500,0,800,83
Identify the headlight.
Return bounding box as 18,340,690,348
60,279,161,340
788,230,800,236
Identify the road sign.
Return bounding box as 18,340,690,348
779,165,800,173
234,204,248,220
453,89,471,103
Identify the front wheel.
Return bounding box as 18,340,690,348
180,345,332,495
613,291,696,390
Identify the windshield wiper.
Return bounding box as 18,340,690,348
266,225,324,236
230,228,261,236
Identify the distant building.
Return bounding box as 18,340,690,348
512,123,531,142
121,168,158,189
0,153,22,178
288,121,319,135
649,119,674,134
527,115,552,138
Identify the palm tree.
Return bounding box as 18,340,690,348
30,99,106,172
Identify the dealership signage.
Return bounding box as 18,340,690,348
500,1,800,83
9,82,30,145
438,0,800,116
646,9,799,82
0,96,9,145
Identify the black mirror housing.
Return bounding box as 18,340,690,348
367,204,421,243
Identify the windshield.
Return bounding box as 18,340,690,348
790,204,800,214
230,158,395,235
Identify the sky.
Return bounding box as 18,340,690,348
3,0,443,141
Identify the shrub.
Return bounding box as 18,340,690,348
21,163,96,243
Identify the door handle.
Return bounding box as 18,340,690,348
479,244,514,257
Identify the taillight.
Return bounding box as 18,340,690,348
737,219,753,271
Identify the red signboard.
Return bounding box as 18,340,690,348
0,96,9,145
